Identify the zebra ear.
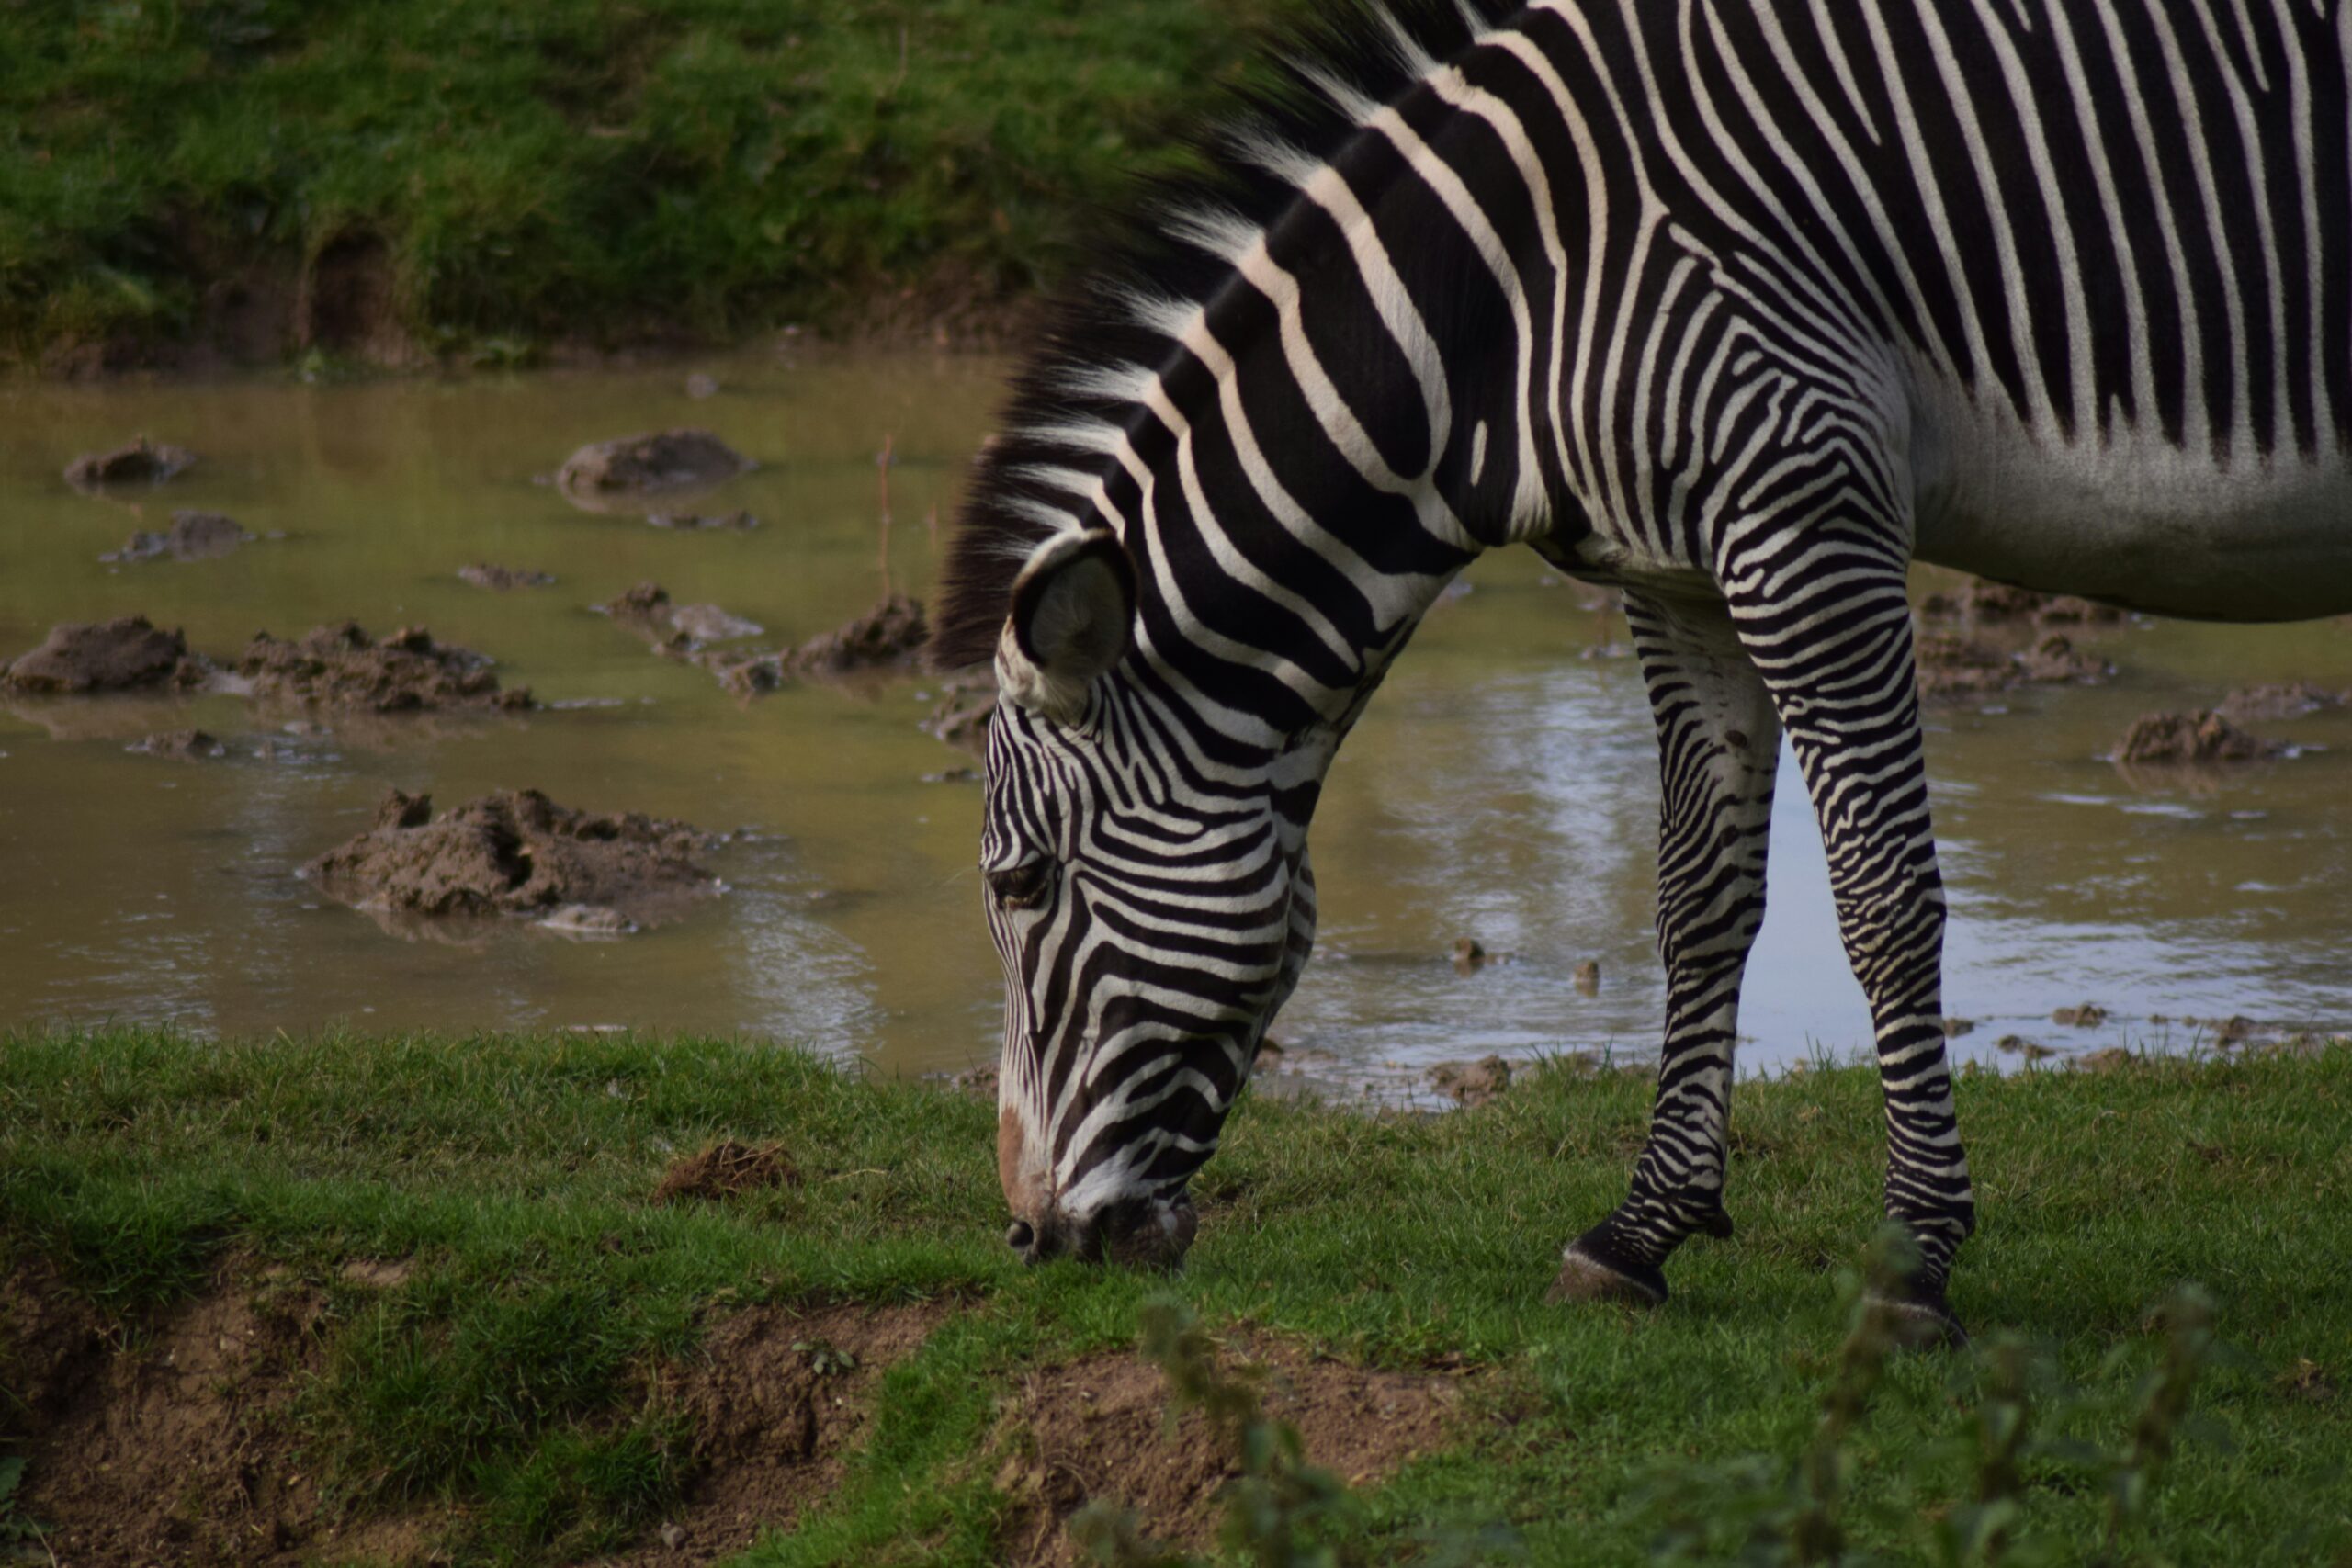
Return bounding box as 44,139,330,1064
998,527,1136,722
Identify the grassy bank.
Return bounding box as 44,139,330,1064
3,1032,2349,1564
2,0,1304,372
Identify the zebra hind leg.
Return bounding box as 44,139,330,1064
1727,553,1975,1343
1553,592,1781,1308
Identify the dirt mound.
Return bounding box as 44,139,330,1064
2215,682,2346,723
234,622,531,713
925,674,999,752
458,562,555,591
557,429,751,503
63,436,198,490
652,1140,798,1204
5,1257,440,1566
302,788,720,928
1429,1055,1513,1106
102,509,250,564
1,616,212,694
2112,710,2284,764
996,1336,1464,1566
620,1301,949,1564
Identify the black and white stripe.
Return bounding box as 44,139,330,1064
935,0,2352,1313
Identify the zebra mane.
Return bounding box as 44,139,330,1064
927,0,1508,673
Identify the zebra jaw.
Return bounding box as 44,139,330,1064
1004,1193,1199,1270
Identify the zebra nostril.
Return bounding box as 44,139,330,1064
1005,1219,1036,1253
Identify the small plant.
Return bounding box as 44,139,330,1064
0,1454,49,1552
795,1339,858,1379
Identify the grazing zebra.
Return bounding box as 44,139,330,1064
931,0,2352,1334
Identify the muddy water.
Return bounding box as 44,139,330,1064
4,349,2349,1093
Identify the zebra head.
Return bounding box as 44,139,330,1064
980,526,1313,1269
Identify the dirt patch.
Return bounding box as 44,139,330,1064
63,437,198,490
299,230,417,367
302,787,720,929
128,728,229,761
557,429,752,507
2112,710,2284,764
651,1141,799,1204
2052,1003,2109,1028
102,509,251,564
1,616,213,694
2215,682,2346,724
996,1335,1465,1567
233,622,532,714
617,1300,950,1565
458,562,556,591
5,1256,446,1565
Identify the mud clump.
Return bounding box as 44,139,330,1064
2112,710,2284,764
1,616,213,694
2052,1003,2109,1028
1429,1054,1513,1106
1996,1034,2056,1061
600,581,763,649
129,728,228,760
303,787,720,929
924,673,999,752
63,436,198,490
652,1140,799,1204
1917,578,2126,629
458,562,556,591
102,509,250,564
1916,631,2109,699
557,428,751,501
236,622,531,714
647,510,761,531
2215,682,2346,724
997,1336,1462,1567
689,594,931,698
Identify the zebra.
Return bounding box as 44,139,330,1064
930,0,2352,1335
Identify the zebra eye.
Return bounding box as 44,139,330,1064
987,858,1055,911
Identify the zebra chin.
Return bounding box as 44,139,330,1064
1003,1193,1200,1271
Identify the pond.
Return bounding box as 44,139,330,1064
5,345,2349,1096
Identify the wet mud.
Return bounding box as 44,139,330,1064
670,594,930,699
301,787,720,930
101,510,250,564
233,623,532,714
646,510,762,530
128,728,229,761
1915,630,2111,700
62,436,198,491
1916,578,2127,630
599,582,764,650
2215,682,2347,724
0,616,212,694
923,673,999,753
1428,1054,1514,1106
457,562,555,591
555,428,752,508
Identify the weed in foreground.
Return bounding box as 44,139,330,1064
1637,1241,2228,1568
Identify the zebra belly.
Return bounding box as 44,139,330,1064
1908,384,2352,624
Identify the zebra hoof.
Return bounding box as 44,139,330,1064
1870,1291,1969,1350
1547,1243,1667,1308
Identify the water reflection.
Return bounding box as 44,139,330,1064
2,349,2348,1090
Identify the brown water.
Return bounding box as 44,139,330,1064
4,347,2349,1093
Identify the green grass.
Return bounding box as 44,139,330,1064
0,0,1307,368
3,1031,2350,1564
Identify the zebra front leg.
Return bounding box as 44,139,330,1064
1553,592,1781,1307
1729,557,1975,1339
